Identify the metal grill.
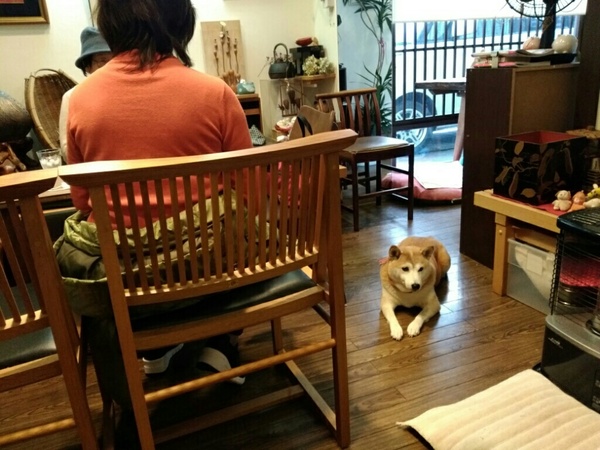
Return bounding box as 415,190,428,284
551,208,600,338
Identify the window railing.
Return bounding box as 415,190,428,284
391,15,582,149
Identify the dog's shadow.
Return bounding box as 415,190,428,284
435,275,450,303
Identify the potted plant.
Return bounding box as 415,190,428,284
341,0,393,134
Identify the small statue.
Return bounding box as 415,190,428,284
568,190,586,212
552,190,572,211
583,184,600,208
586,183,600,200
584,198,600,208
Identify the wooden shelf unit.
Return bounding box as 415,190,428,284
237,94,262,132
460,64,579,268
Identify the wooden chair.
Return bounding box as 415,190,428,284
316,87,414,231
58,129,357,449
0,170,98,448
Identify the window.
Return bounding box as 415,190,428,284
392,14,582,151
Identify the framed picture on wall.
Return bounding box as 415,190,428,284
0,0,49,25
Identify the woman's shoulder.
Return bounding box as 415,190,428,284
174,63,229,88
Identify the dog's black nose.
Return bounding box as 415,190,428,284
411,283,420,291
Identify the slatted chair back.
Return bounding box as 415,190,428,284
25,69,77,149
316,87,383,137
0,170,97,448
58,130,357,449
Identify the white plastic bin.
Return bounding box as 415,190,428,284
507,238,555,314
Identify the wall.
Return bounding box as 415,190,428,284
337,3,390,93
0,0,90,103
0,0,337,114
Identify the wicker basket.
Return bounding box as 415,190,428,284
25,69,77,149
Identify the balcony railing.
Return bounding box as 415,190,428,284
391,15,582,150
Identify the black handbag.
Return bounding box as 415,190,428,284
268,43,296,79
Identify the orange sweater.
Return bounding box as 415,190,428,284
67,52,252,227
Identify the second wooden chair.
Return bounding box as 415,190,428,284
316,87,414,231
0,171,98,449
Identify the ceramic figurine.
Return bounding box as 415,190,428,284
584,198,600,208
552,34,578,54
587,183,600,200
553,190,572,211
568,190,586,212
522,36,540,50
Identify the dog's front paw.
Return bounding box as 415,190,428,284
390,324,403,340
407,320,422,337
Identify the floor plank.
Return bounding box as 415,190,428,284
0,197,551,449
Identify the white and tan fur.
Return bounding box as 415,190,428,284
380,236,451,340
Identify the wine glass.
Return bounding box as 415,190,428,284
36,148,62,169
36,148,67,189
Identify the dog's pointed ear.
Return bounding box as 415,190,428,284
422,245,435,259
388,245,401,260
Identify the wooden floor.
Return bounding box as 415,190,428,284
0,197,548,449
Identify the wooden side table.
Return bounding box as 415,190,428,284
473,190,559,295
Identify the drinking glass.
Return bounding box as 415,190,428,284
36,148,62,169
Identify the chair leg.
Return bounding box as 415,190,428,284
271,318,283,354
407,148,415,221
363,161,371,194
351,162,360,232
375,160,382,206
100,395,116,450
330,297,350,447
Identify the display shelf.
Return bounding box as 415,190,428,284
259,73,336,137
295,73,336,83
460,64,579,268
237,94,262,132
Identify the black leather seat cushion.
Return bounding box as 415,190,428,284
132,270,317,332
0,286,56,370
0,327,56,370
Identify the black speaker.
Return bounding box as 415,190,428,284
338,64,347,91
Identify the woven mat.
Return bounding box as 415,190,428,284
397,370,600,450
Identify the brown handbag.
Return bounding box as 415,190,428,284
0,142,27,175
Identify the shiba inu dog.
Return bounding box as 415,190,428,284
380,236,451,340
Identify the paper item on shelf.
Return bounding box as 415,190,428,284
471,50,498,58
516,48,554,56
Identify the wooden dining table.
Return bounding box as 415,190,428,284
39,177,73,211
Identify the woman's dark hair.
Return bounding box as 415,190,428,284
96,0,196,69
79,56,92,76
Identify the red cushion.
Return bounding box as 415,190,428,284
382,172,462,203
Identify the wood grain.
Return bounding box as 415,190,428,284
0,198,548,449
